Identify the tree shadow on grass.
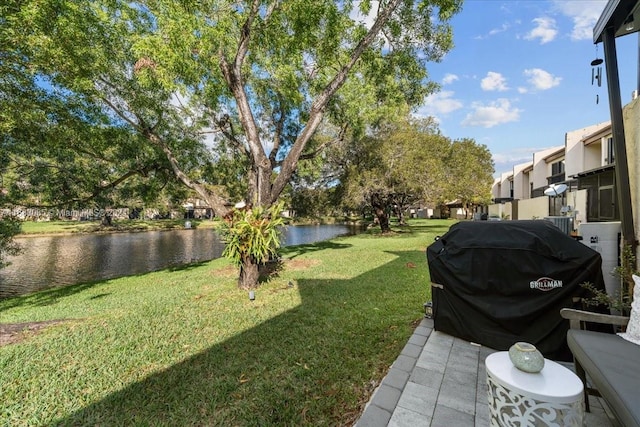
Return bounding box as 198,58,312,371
52,250,428,426
166,260,210,272
0,260,211,312
0,281,106,311
394,222,455,236
280,240,352,260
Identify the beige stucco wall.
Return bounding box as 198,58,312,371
487,189,587,223
491,178,501,200
532,146,564,190
564,122,610,178
488,202,512,219
516,197,548,219
623,97,640,243
512,162,533,200
569,189,588,228
500,172,513,199
583,142,602,171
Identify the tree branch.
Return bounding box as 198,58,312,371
23,163,164,208
219,0,266,164
99,94,142,131
268,97,286,167
235,0,260,69
214,114,248,157
270,0,403,202
219,0,273,205
263,1,279,24
142,128,230,216
297,124,348,162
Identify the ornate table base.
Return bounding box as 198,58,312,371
487,372,584,426
486,352,584,426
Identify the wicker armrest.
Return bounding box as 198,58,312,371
560,308,630,330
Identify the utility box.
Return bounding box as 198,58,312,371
579,222,621,311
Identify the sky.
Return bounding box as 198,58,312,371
412,0,639,178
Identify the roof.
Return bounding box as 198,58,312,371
574,163,615,178
583,123,613,146
544,148,565,163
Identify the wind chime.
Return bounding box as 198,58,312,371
591,46,603,104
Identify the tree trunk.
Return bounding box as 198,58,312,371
239,256,260,289
101,212,112,226
371,193,391,233
397,207,406,225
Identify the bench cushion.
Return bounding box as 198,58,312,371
567,329,640,427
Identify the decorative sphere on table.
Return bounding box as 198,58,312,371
508,342,545,373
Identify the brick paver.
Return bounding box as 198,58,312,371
355,318,615,427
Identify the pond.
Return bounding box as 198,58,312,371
0,224,362,299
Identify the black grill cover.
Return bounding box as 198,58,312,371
426,220,606,360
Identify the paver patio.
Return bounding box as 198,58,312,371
355,317,615,427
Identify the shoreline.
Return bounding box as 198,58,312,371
15,218,368,238
15,219,218,238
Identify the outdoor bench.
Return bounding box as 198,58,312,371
560,308,639,427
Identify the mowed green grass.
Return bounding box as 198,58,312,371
18,219,217,235
0,219,454,426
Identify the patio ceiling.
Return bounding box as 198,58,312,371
594,0,640,43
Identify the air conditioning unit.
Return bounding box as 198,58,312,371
544,216,573,235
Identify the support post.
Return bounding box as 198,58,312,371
602,26,637,248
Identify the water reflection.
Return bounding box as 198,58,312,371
0,224,360,299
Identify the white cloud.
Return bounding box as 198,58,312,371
442,73,459,85
492,148,538,176
525,17,558,44
492,150,533,167
475,22,511,39
489,23,510,36
552,0,607,41
481,72,509,92
523,68,561,90
416,91,463,117
461,98,522,128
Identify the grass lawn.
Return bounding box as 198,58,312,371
0,219,454,426
18,218,218,235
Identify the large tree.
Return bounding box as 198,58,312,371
443,138,494,218
337,116,494,228
337,116,450,232
1,0,462,287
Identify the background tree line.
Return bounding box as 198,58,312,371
289,116,494,231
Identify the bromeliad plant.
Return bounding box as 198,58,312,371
219,202,286,289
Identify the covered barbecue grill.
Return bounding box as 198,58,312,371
426,220,606,360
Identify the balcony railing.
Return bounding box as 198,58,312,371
547,173,565,185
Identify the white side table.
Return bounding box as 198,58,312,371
485,351,584,426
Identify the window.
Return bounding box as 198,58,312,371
551,160,565,176
578,169,618,222
548,160,565,184
605,137,615,165
599,187,615,219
